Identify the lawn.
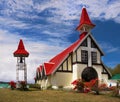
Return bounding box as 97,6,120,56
0,88,119,102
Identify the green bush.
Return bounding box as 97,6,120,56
47,85,52,89
29,84,41,89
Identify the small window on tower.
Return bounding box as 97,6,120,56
91,52,97,63
81,50,88,63
81,39,87,47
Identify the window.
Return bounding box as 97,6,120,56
81,50,88,63
91,52,97,63
91,40,97,48
57,55,72,72
81,39,87,47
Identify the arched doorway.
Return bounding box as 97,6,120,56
81,67,98,82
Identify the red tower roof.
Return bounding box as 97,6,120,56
13,39,29,57
76,8,95,31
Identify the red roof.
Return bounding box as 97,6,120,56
37,65,43,72
44,62,55,75
13,39,29,57
76,8,95,31
44,32,88,75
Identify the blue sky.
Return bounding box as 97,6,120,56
0,0,120,82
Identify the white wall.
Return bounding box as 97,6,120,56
50,72,73,87
73,64,87,81
93,65,109,85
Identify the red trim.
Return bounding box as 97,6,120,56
79,32,88,39
44,62,55,75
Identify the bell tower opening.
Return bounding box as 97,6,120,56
81,67,98,82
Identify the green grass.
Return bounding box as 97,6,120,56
0,88,119,102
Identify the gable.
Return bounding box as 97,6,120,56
81,39,87,47
88,35,104,56
57,54,72,72
101,62,112,79
72,34,104,65
43,32,88,75
42,32,104,76
76,34,104,56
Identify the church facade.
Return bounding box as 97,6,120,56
35,8,111,89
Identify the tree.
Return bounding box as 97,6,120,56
112,64,120,76
107,64,120,76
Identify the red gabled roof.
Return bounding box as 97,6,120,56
13,39,29,57
76,8,95,31
44,32,88,75
37,65,43,73
44,62,55,75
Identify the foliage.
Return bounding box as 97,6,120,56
29,83,41,89
20,81,27,90
108,64,120,76
98,83,108,91
47,85,52,89
72,79,84,92
16,81,29,91
112,64,120,75
9,81,16,90
58,85,63,89
72,78,99,94
112,80,120,97
112,88,120,97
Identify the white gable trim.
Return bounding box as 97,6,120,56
89,34,104,56
73,32,90,52
51,32,104,75
74,32,104,56
101,61,112,78
52,55,69,75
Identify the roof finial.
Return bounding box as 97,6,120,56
76,7,95,32
82,5,86,9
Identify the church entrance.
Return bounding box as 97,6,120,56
81,67,98,82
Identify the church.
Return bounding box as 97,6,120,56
35,8,112,89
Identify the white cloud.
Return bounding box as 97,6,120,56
1,0,120,24
0,0,120,34
0,29,66,83
42,30,61,37
33,0,120,23
0,17,30,29
99,42,119,53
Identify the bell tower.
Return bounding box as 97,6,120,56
76,7,96,67
13,39,29,87
76,7,95,33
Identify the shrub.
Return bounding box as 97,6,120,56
9,81,16,90
58,85,63,89
112,88,120,97
72,78,99,94
20,81,27,90
99,83,108,91
47,85,52,89
72,79,84,92
29,84,41,89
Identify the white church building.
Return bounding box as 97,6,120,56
35,8,112,89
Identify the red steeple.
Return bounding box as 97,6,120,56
76,8,95,31
13,39,29,57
